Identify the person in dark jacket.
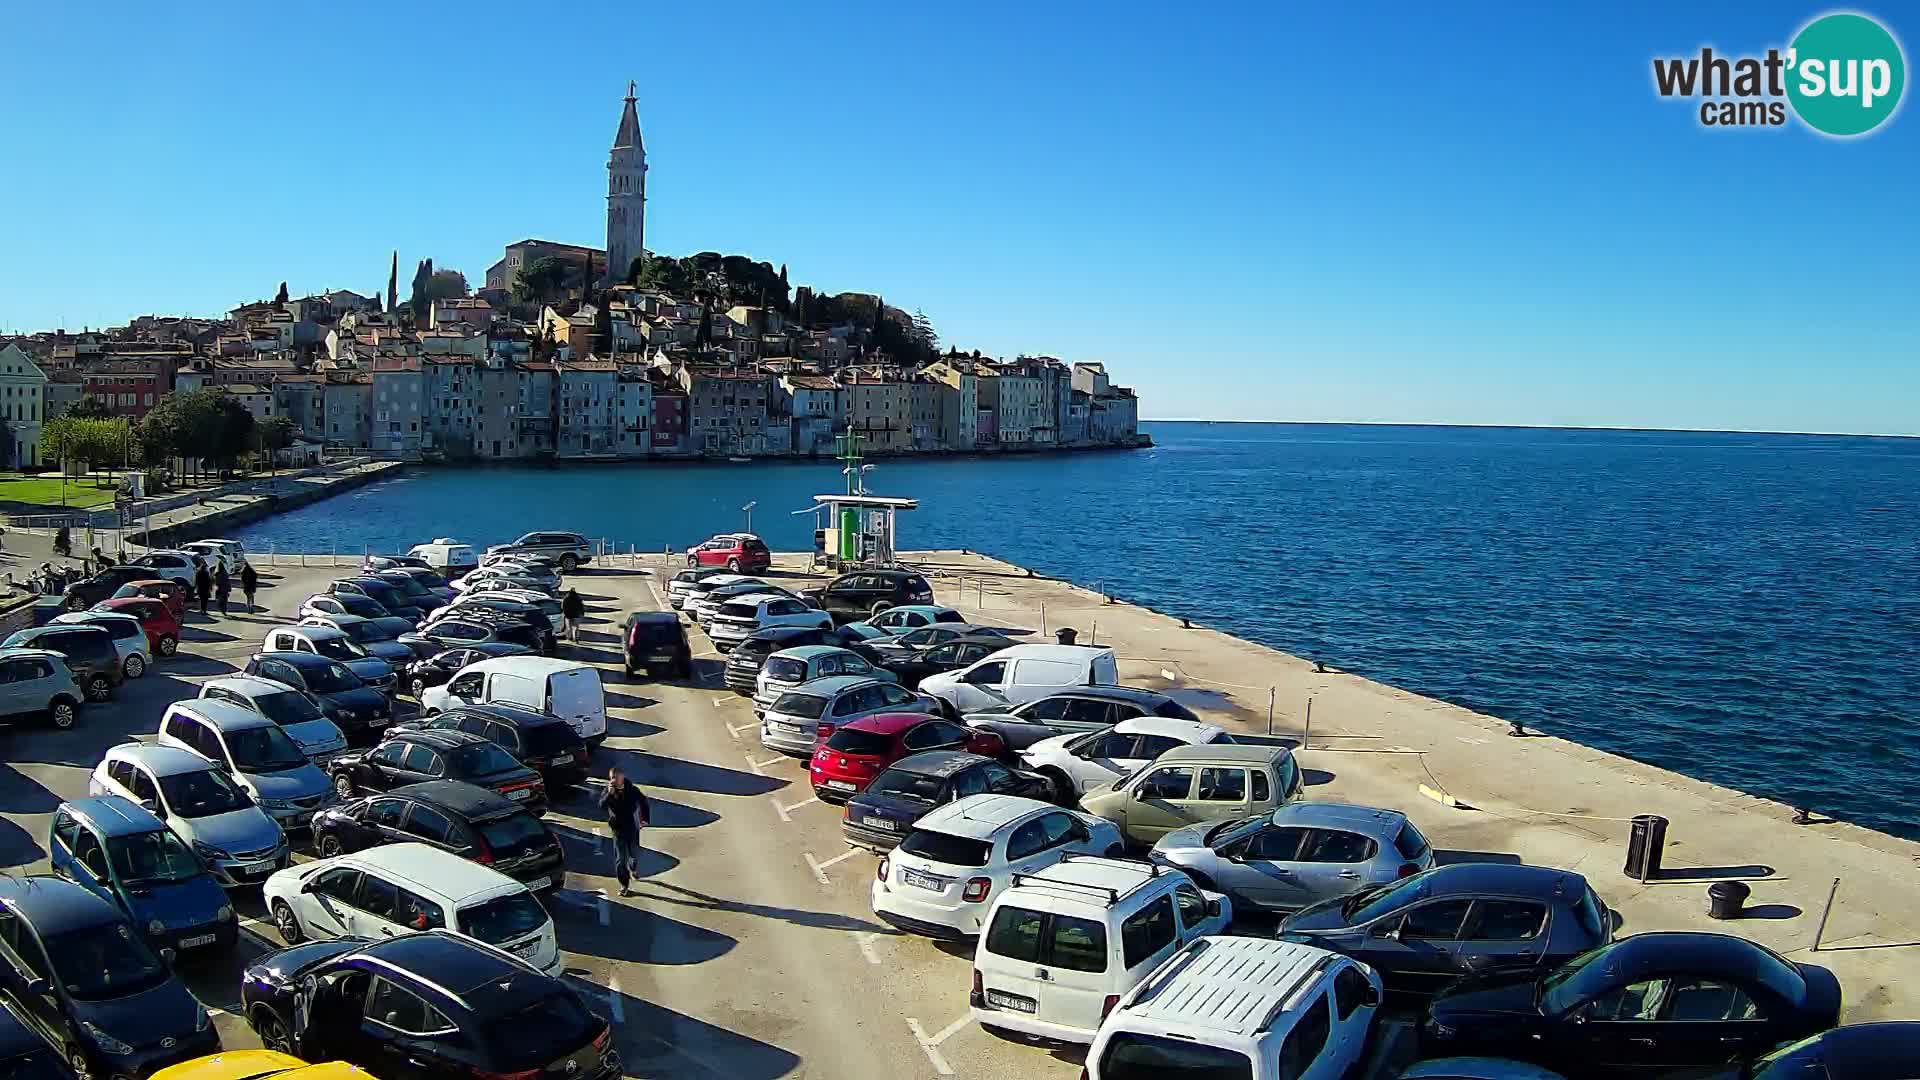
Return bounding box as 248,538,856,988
561,588,586,643
194,564,212,614
214,564,232,616
599,766,651,896
240,563,259,611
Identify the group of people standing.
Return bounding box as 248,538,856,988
191,558,258,614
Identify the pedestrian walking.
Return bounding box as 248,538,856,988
53,526,71,557
599,767,650,896
215,564,232,616
561,588,586,644
194,564,212,615
240,563,259,611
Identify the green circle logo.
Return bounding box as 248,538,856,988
1787,13,1906,136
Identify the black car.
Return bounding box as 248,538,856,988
311,780,566,893
240,931,617,1078
723,625,886,693
1279,864,1613,997
623,612,691,679
1424,933,1842,1077
3,625,122,702
59,566,159,612
402,704,589,789
410,603,555,654
0,1000,76,1080
0,876,219,1079
403,642,533,698
841,750,1052,852
1720,1022,1920,1080
807,568,936,623
363,555,433,573
243,652,392,742
333,577,433,621
330,729,548,815
880,634,1014,691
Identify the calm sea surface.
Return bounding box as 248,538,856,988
235,423,1920,838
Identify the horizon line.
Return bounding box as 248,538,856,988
1139,418,1920,440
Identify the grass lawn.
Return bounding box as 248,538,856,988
0,473,120,510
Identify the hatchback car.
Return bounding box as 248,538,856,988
50,611,152,680
453,566,557,597
860,605,965,635
865,622,1011,660
808,568,936,623
964,685,1205,751
686,533,771,572
707,594,833,651
296,592,392,622
872,795,1122,938
130,550,202,587
61,565,162,612
809,713,1004,802
665,566,734,609
880,634,1018,691
88,598,182,658
2,625,121,702
1022,716,1236,801
239,931,617,1077
367,570,449,613
405,610,550,657
157,702,337,832
330,577,432,621
760,675,935,755
754,646,899,713
0,875,219,1079
109,578,190,621
400,704,589,789
310,780,565,893
1280,863,1613,996
196,676,349,764
259,627,397,696
686,581,803,626
49,798,236,957
0,649,84,730
296,614,418,664
622,611,692,679
181,540,248,575
329,729,547,815
722,624,885,693
842,751,1053,852
1424,933,1841,1075
1081,743,1306,847
486,531,595,573
0,1004,71,1080
242,653,393,742
89,744,290,887
1150,802,1436,913
445,589,564,635
402,642,532,698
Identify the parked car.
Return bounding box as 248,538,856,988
807,568,935,623
88,598,182,659
363,572,448,617
417,656,607,746
841,751,1053,852
109,578,190,620
865,622,1012,660
297,592,391,622
196,676,349,764
407,607,552,656
1085,936,1382,1080
665,566,735,609
1081,744,1306,847
861,605,965,635
1022,716,1236,800
1398,1061,1571,1080
2,624,121,702
919,643,1120,718
150,1049,331,1080
485,531,594,573
0,875,220,1079
881,634,1018,691
259,626,398,696
686,533,771,573
754,646,899,713
674,573,755,615
873,795,1123,938
157,701,337,832
239,931,616,1076
131,550,202,587
402,642,532,698
622,611,692,679
0,1002,73,1080
328,729,547,815
1423,933,1842,1075
62,565,163,612
89,744,290,887
0,649,84,729
263,842,562,975
723,624,886,693
331,578,433,621
310,780,565,893
181,540,249,575
452,587,564,626
1280,863,1613,997
760,675,935,755
966,686,1207,752
1722,1023,1920,1080
294,614,417,663
686,581,801,626
241,652,393,743
363,554,433,573
380,566,455,602
403,538,480,575
50,612,152,680
809,713,1004,802
1150,802,1436,913
454,567,558,598
972,857,1235,1045
400,704,589,789
707,594,833,652
48,798,236,956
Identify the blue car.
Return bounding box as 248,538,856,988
0,998,76,1080
0,875,218,1079
48,798,236,957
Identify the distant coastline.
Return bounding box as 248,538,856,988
1140,418,1919,439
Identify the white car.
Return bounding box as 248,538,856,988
50,610,152,679
130,549,203,586
263,842,562,976
89,743,290,887
184,539,249,574
873,795,1123,938
405,538,479,576
1021,716,1234,800
453,568,556,596
707,593,833,651
670,572,751,612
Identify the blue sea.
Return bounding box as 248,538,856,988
235,422,1920,839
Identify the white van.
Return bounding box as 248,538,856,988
419,655,607,745
920,643,1120,716
970,855,1230,1044
1085,937,1383,1080
261,841,562,975
406,538,480,575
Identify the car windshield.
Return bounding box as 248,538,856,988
43,922,170,1001
309,636,366,661
341,620,399,644
252,689,324,725
306,662,363,692
1204,813,1269,846
488,993,600,1072
867,769,945,803
226,725,311,771
449,742,524,776
477,813,552,861
825,728,894,756
1099,1032,1253,1080
108,830,203,886
770,692,828,719
1342,870,1428,922
458,893,548,945
765,657,809,682
158,768,252,817
899,829,992,867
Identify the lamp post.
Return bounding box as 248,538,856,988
741,500,756,535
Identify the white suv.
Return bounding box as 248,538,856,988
873,795,1122,938
970,855,1232,1044
263,841,562,975
1086,937,1383,1080
1021,716,1234,801
708,594,832,651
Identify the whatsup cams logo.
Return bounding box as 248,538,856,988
1653,11,1906,136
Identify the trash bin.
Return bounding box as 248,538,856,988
1707,881,1750,920
1055,627,1078,646
1623,814,1669,880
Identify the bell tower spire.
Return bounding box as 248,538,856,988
606,83,647,286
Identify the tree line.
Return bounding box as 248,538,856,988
40,389,296,483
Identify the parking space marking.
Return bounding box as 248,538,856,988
803,848,857,885
712,697,736,708
772,793,819,823
744,753,788,775
726,719,759,738
906,1014,970,1076
856,932,883,965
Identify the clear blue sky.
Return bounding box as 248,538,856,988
2,2,1914,433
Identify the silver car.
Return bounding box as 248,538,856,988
483,531,594,572
760,674,936,755
1148,802,1435,913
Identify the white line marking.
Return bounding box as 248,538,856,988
598,895,611,926
906,1018,956,1076
929,1014,971,1045
772,794,818,823
856,932,882,965
803,847,858,884
726,720,758,738
711,697,734,708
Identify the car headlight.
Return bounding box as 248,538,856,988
216,905,235,922
81,1022,132,1056
146,918,166,936
192,841,229,862
194,1004,211,1032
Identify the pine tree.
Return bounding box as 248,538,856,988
273,282,289,309
387,251,399,312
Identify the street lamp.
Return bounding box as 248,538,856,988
741,500,756,535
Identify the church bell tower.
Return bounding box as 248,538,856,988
606,82,647,287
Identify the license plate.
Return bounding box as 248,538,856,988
507,789,532,801
775,722,801,734
824,780,855,791
861,816,898,831
648,655,674,663
986,991,1037,1013
371,717,390,727
901,868,945,892
179,933,218,949
523,875,551,890
237,859,274,875
549,754,573,765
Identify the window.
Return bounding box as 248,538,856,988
1462,900,1547,941
1197,768,1247,802
1121,896,1177,968
1395,821,1432,862
1246,826,1309,861
403,805,455,845
951,768,992,799
1301,829,1376,864
1060,698,1116,727
1048,914,1108,973
1401,899,1471,940
1278,994,1331,1079
366,798,407,828
366,978,452,1034
1275,755,1299,798
51,810,81,853
396,890,447,931
1083,732,1138,759
358,875,401,920
313,867,361,903
1137,767,1193,800
370,742,408,767
1583,979,1669,1021
980,762,1020,791
1174,882,1209,927
403,745,442,774
984,907,1044,962
107,759,136,788
1334,966,1374,1020
962,661,1006,686
903,722,962,750
1006,818,1050,860
1664,978,1762,1022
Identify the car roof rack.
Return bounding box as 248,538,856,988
1007,853,1167,905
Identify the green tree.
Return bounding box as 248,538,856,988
67,396,115,420
514,257,573,305
273,281,289,309
39,417,76,472
257,415,296,457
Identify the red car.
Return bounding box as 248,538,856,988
809,712,1004,803
112,578,190,622
686,533,771,573
92,596,182,657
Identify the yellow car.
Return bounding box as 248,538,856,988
152,1051,371,1080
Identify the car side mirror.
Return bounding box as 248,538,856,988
1358,983,1381,1008
1381,924,1402,942
1206,899,1223,917
143,799,164,818
25,977,50,996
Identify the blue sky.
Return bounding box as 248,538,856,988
1,2,1914,433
